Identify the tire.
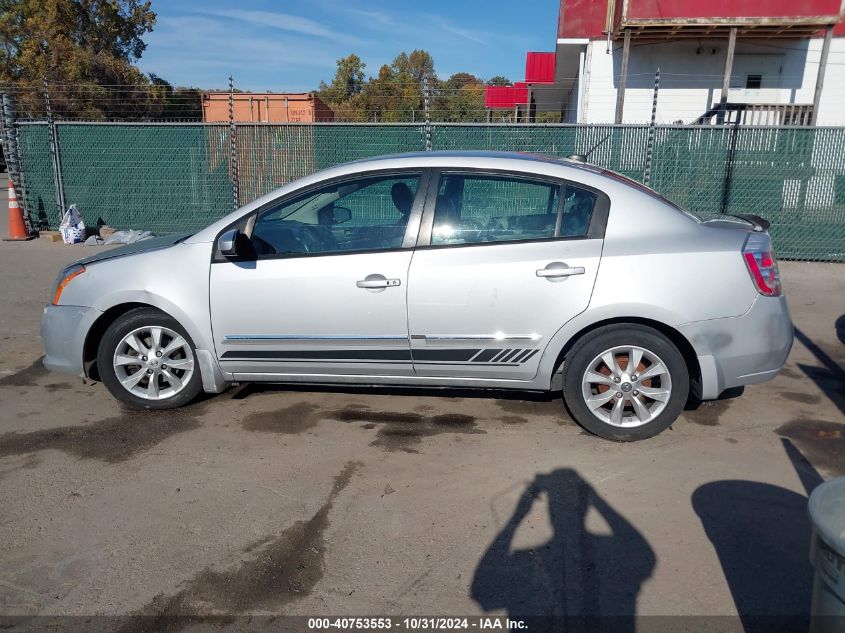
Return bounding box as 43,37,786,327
562,324,689,441
97,307,203,410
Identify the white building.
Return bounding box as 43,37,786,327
487,0,845,125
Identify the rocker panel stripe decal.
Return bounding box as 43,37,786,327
221,348,542,364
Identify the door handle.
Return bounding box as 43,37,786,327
356,275,401,289
536,262,585,279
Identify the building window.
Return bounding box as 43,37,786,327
746,74,763,90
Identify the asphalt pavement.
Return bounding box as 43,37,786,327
0,174,843,629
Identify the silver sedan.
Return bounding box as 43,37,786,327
42,151,793,440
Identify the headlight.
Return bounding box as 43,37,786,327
51,264,86,305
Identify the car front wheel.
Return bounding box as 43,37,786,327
562,324,689,441
97,307,202,410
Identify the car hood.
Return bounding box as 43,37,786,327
74,231,194,267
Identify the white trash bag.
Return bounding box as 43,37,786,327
59,204,86,244
102,229,154,245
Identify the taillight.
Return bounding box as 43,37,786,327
742,233,781,297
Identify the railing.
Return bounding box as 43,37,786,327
695,103,814,127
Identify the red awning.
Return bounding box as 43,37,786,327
525,52,556,84
484,83,529,109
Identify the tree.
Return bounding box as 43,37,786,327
361,64,405,122
318,50,438,121
385,50,436,122
0,0,157,119
486,76,511,87
391,50,435,84
444,72,479,90
317,53,367,119
148,74,202,120
437,72,485,122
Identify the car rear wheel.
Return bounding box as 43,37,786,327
97,307,202,410
562,324,689,441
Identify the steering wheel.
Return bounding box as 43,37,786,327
300,224,339,253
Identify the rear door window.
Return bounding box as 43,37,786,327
430,174,597,245
431,174,559,245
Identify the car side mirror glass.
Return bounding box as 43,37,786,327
217,229,240,257
332,207,352,224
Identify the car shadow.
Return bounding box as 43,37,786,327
470,468,655,631
793,325,845,416
692,438,824,633
231,382,559,404
684,385,745,411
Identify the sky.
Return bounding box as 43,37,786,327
137,0,560,91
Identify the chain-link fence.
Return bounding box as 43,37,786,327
10,121,845,261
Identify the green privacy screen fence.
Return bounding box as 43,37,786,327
14,122,845,261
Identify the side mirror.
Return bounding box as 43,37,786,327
217,229,240,257
332,207,352,224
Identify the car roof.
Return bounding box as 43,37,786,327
344,150,605,174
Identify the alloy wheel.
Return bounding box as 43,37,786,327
112,325,195,400
580,345,672,428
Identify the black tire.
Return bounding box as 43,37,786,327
97,307,203,410
562,324,689,441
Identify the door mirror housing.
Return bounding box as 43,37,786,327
217,229,240,257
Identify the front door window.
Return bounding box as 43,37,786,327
251,173,421,257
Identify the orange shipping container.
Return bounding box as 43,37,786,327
202,92,334,123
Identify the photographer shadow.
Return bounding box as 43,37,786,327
471,468,655,630
692,439,824,633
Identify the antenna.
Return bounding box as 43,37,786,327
584,133,612,158
567,133,612,164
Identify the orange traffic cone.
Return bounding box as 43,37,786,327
4,180,33,241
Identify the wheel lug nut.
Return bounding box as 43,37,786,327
161,365,167,370
613,377,621,383
142,356,148,362
616,392,623,398
631,374,638,381
147,368,153,374
156,351,162,357
633,390,639,396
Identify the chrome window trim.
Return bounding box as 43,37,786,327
225,334,407,341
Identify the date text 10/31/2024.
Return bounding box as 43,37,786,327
307,617,529,630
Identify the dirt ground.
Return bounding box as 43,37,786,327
1,173,844,630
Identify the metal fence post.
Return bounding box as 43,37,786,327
720,123,740,214
642,69,660,186
228,75,240,210
423,75,432,151
43,78,67,221
1,92,28,222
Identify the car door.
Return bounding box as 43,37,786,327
407,170,608,381
209,170,429,379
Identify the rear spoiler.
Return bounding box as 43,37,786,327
731,214,770,232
